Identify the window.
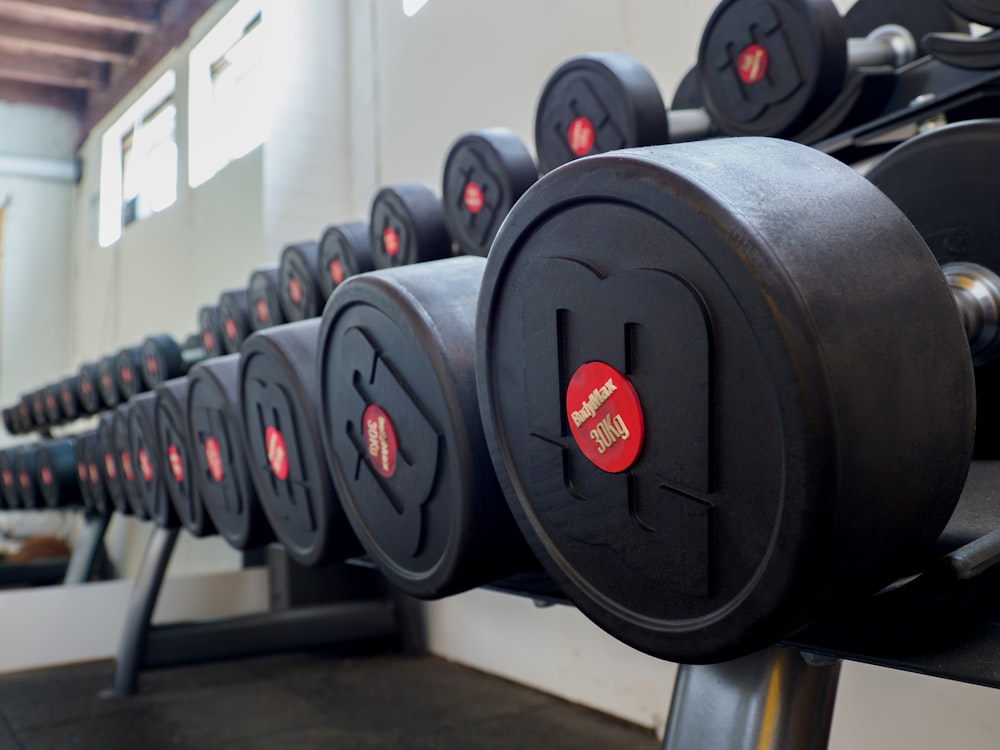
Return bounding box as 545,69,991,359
99,71,177,247
189,0,266,188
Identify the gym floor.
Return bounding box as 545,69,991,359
0,648,657,749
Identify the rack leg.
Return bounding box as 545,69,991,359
63,512,111,585
662,647,841,750
105,526,179,697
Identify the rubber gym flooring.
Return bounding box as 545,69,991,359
0,649,657,749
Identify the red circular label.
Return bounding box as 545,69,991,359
1,470,11,487
265,426,289,480
19,472,30,489
289,277,303,304
121,366,132,384
362,404,398,479
104,453,118,480
567,116,596,157
146,356,159,376
329,259,346,285
61,387,72,405
224,318,238,342
383,227,401,257
121,452,135,482
203,330,215,352
81,380,92,395
737,44,769,84
101,373,113,390
78,463,88,482
41,466,53,486
168,444,184,483
46,394,56,410
255,298,270,323
463,181,485,214
89,463,100,485
205,437,225,482
565,361,645,473
138,449,154,482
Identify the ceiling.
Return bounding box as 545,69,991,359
0,0,217,141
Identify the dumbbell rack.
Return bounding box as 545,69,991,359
657,460,1000,750
105,526,417,697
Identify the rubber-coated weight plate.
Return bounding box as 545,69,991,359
247,265,285,330
317,222,374,299
477,137,973,663
441,129,539,257
278,242,323,321
370,184,453,269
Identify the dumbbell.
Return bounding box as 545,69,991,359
78,362,105,414
198,304,225,358
16,396,35,433
128,391,177,527
218,288,251,354
697,0,923,138
943,0,1000,26
58,376,82,423
1,407,17,436
76,431,111,516
369,184,453,269
15,445,43,509
115,345,148,400
186,355,275,550
37,437,85,510
156,378,215,537
247,265,286,331
140,333,207,388
29,390,48,430
97,410,133,517
475,136,976,664
239,320,361,565
43,384,64,427
535,53,718,174
441,130,539,257
317,257,537,597
0,448,20,507
113,404,151,521
96,354,124,408
317,222,374,300
278,241,323,321
867,118,1000,456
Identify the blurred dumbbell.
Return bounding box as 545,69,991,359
370,184,453,269
218,288,251,355
278,242,323,321
37,438,85,510
156,378,215,537
239,320,361,565
198,304,225,358
97,410,132,517
317,222,374,299
187,355,275,550
441,129,539,257
140,333,207,388
247,265,286,331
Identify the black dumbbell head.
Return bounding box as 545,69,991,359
187,354,275,550
317,222,374,299
239,321,360,566
442,129,539,257
278,242,323,321
369,183,453,269
247,265,286,331
157,377,215,537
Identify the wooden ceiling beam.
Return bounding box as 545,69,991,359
79,0,216,142
0,18,134,64
0,52,108,91
0,79,84,114
0,0,160,35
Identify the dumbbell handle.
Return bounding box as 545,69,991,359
666,109,717,143
945,262,1000,365
847,24,917,70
